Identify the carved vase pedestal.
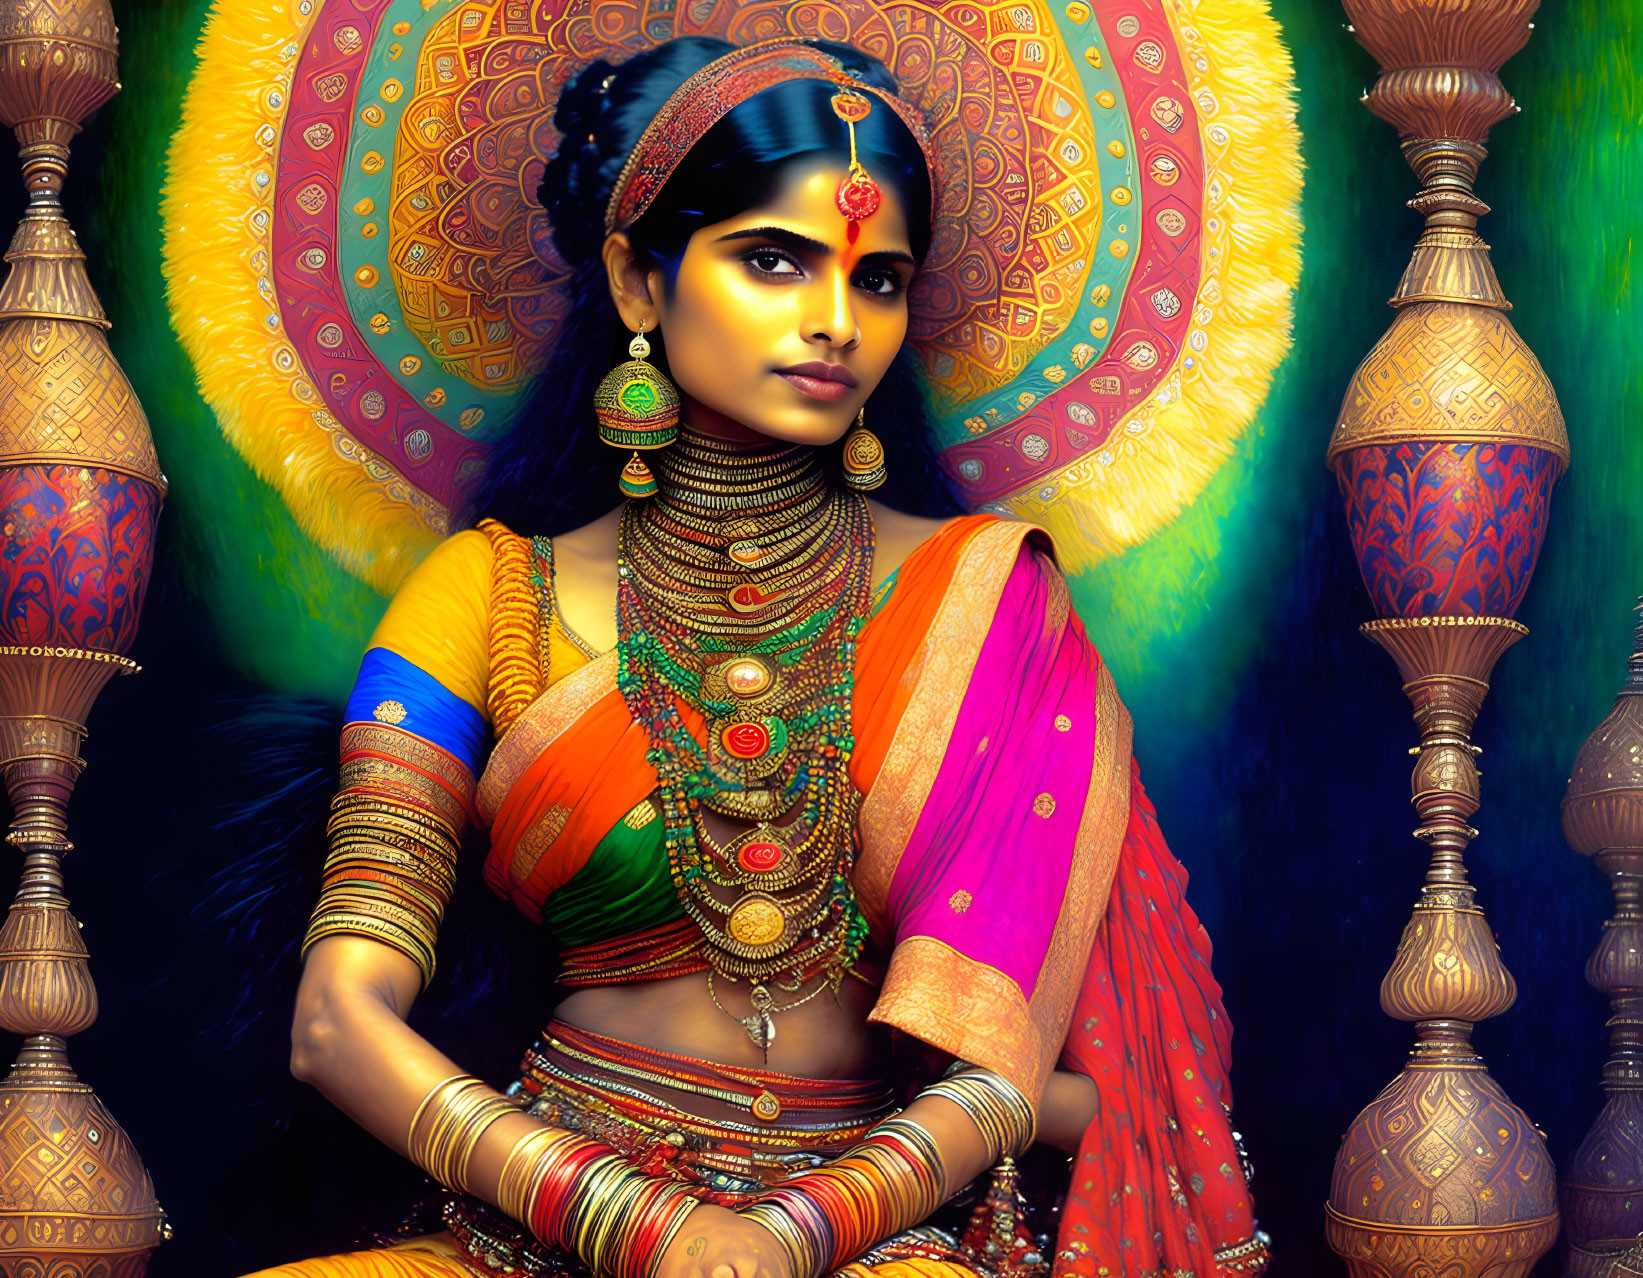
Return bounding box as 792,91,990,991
1323,3,1567,1272
1327,619,1558,1277
1561,606,1643,1277
0,0,168,1272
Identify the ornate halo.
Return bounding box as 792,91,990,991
163,0,1300,592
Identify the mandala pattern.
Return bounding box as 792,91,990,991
1335,440,1559,619
164,0,1299,590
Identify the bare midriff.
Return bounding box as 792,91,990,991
554,971,885,1080
551,792,891,1116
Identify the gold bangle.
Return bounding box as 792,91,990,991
302,914,436,982
407,1073,470,1154
647,1192,703,1278
497,1125,575,1222
451,1095,526,1193
415,1079,522,1192
922,1067,1036,1161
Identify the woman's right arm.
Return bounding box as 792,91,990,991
290,533,788,1275
290,933,551,1199
292,934,790,1278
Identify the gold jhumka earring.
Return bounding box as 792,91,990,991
842,408,886,491
593,322,679,498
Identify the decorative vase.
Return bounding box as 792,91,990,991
0,1,168,1273
1561,603,1643,1277
1323,3,1566,1276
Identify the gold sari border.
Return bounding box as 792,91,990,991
1026,666,1132,1063
477,650,619,826
866,935,1046,1108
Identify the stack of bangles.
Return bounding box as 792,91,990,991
743,1064,1035,1278
409,1074,700,1278
411,1064,1029,1278
303,750,467,986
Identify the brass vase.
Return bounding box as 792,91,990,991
1561,604,1643,1277
1323,2,1566,1275
0,1,168,1273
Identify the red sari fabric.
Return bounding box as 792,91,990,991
1056,761,1261,1276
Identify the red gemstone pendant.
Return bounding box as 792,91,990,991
728,582,779,614
722,721,771,760
737,840,785,874
835,171,882,221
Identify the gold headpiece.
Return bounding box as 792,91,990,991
604,39,932,237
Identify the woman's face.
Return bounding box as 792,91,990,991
611,158,917,446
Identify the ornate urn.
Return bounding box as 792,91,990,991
1324,2,1565,1276
1561,606,1643,1277
0,0,167,1272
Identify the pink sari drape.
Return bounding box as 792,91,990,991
850,520,1263,1276
858,525,1131,1112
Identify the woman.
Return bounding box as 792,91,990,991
256,35,1267,1278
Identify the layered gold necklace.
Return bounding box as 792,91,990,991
615,429,875,1051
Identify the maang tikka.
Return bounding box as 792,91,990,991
830,90,882,222
593,322,680,498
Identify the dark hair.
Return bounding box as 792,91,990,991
462,37,962,534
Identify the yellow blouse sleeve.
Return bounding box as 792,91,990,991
367,527,495,719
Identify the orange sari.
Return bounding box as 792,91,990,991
251,515,1265,1277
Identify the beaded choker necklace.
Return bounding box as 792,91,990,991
616,428,875,1054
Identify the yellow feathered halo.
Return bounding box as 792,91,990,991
163,0,1301,593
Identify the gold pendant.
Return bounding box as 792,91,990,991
741,984,777,1049
723,655,775,698
751,1088,783,1122
727,894,786,948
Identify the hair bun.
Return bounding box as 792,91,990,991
538,38,737,267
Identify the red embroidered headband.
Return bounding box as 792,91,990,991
602,39,935,238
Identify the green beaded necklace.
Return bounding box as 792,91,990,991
615,438,875,1050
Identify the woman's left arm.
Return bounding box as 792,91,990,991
1036,1069,1099,1154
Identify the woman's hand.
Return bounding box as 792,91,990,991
656,1203,795,1278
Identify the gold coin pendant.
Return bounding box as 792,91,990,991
727,894,786,948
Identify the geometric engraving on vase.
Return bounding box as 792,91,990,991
1329,300,1569,465
0,1084,161,1254
1406,1125,1463,1187
0,319,160,482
